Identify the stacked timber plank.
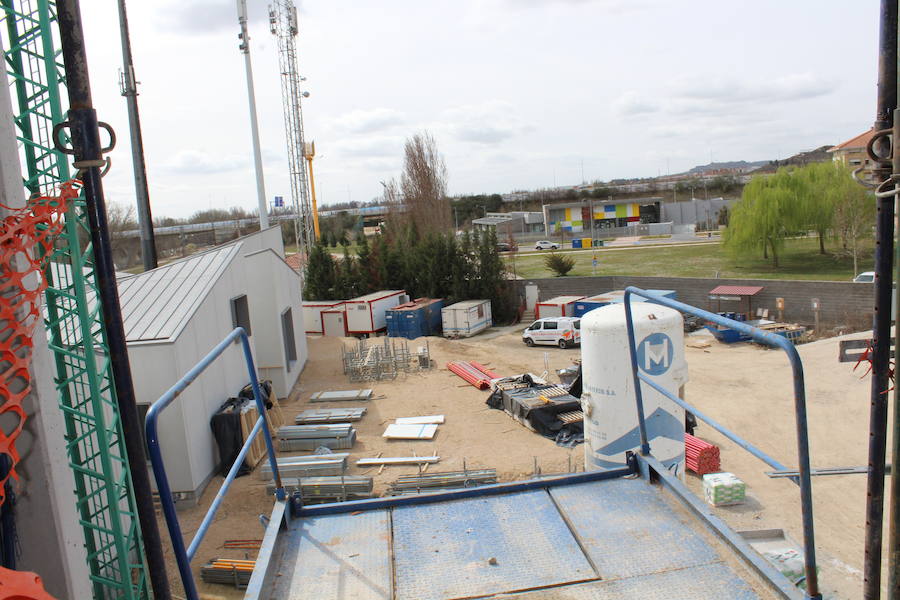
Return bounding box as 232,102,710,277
447,361,499,390
294,407,366,424
276,424,356,451
238,393,285,468
265,476,373,502
685,433,721,475
200,558,254,587
387,468,497,496
257,454,348,480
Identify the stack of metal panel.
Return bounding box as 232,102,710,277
276,424,356,451
294,407,367,424
387,469,497,496
257,454,348,480
265,476,373,502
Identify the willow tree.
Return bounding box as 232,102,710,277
830,163,875,275
794,161,837,254
724,169,804,267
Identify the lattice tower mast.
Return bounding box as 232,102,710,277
269,0,313,255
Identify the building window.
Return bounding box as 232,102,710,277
282,307,297,369
137,403,151,462
850,159,862,166
231,295,251,336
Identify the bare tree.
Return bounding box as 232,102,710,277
400,131,451,234
106,201,138,236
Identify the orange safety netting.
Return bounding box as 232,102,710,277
0,181,79,506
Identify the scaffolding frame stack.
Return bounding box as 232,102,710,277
340,337,432,382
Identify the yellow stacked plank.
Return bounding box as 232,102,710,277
239,390,285,468
201,557,256,587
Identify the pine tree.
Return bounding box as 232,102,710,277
304,243,336,300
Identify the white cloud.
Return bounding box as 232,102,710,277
331,108,406,134
160,149,248,175
613,91,659,116
440,100,534,145
331,135,405,159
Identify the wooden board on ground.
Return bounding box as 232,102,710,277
395,415,445,425
383,423,438,439
240,390,285,468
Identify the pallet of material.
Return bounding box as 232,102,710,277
239,392,286,468
295,407,367,424
257,454,349,480
266,476,373,502
200,558,254,588
309,389,374,402
387,469,497,495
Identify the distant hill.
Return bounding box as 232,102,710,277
753,145,833,174
687,160,768,175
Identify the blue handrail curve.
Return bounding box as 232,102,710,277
622,286,820,599
145,327,285,600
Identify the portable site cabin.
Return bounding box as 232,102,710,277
535,295,586,319
573,289,678,317
386,298,443,339
442,299,492,338
344,290,409,335
303,300,344,334
120,228,307,503
321,305,348,337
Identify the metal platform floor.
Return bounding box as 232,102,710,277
251,476,780,600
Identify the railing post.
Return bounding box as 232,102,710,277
623,289,651,455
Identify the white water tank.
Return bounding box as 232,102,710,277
581,302,688,477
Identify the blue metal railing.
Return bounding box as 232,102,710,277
145,327,285,600
622,287,820,599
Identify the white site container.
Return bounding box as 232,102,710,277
441,300,492,338
321,305,348,337
581,302,688,477
344,290,408,335
536,295,585,319
303,300,344,334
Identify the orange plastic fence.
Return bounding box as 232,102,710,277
0,566,57,599
0,181,78,506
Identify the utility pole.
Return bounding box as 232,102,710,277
117,0,157,270
237,0,268,230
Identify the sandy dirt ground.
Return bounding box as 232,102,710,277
164,325,879,599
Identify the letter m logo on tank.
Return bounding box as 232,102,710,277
637,332,673,376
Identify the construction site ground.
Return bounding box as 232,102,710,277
167,325,879,600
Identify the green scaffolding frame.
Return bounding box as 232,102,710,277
1,1,149,598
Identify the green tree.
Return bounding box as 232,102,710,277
304,243,336,300
544,252,576,276
831,164,875,275
724,168,805,267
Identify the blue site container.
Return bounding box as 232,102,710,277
386,298,444,339
572,289,678,317
571,239,583,249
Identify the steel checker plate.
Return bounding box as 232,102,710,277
550,477,719,579
267,510,391,599
493,563,761,599
392,490,596,600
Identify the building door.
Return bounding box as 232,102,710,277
525,284,539,313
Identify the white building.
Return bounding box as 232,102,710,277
120,227,307,503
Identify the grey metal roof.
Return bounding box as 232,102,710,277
116,243,241,343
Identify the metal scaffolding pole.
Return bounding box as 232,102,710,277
57,1,171,597
865,2,898,598
116,0,157,270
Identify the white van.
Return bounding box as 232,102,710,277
522,317,581,348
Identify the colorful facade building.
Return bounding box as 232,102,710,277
542,198,662,235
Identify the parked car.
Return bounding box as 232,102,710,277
522,317,581,348
496,241,514,252
534,240,559,250
854,271,875,283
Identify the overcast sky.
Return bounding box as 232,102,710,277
77,1,879,219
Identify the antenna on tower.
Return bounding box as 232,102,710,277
269,0,315,256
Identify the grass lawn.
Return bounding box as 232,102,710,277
507,238,874,281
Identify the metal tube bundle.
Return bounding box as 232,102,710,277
387,469,498,495
266,476,373,502
685,433,721,475
257,454,348,480
276,424,356,451
447,361,498,390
